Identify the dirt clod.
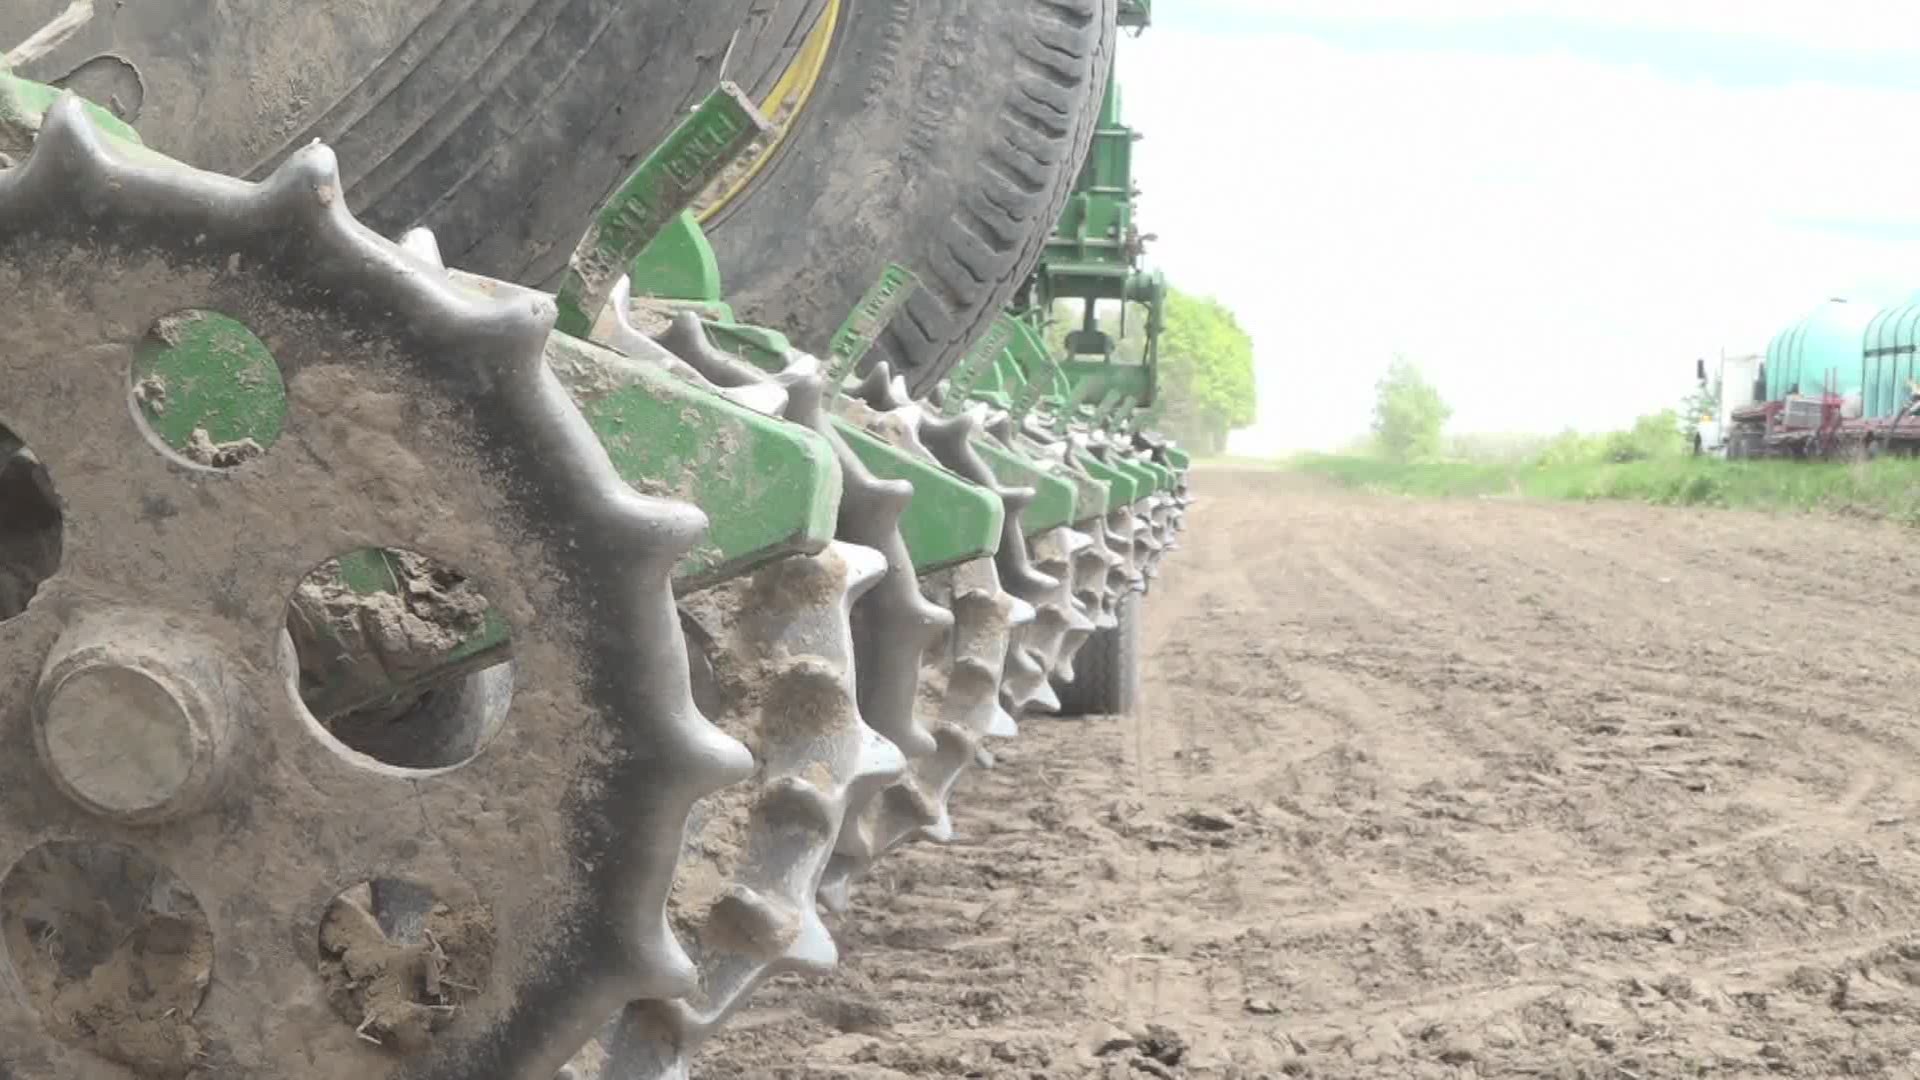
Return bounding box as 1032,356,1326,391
317,884,494,1054
1174,807,1235,832
0,842,212,1079
181,426,263,468
288,549,496,726
1137,1024,1186,1066
133,375,169,415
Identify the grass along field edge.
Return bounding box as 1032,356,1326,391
1282,453,1920,523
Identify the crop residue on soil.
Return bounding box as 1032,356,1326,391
702,467,1920,1077
317,882,495,1053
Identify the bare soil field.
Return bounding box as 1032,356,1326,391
705,466,1920,1078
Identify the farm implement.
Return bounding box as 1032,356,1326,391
1700,296,1920,459
0,0,1188,1075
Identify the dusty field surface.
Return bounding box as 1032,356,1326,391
705,466,1920,1078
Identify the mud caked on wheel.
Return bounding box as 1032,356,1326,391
702,0,1119,394
1053,590,1139,717
0,95,754,1078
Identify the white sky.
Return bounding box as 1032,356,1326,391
1123,3,1920,453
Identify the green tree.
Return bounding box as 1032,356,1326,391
1370,355,1450,461
1158,289,1255,454
1680,369,1720,430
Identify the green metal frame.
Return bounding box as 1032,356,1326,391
832,418,1004,572
1077,451,1137,506
622,206,1009,574
546,332,842,588
1025,62,1163,416
972,438,1078,536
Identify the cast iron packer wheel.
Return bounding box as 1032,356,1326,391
0,96,752,1079
1053,590,1140,717
0,0,820,288
704,0,1119,396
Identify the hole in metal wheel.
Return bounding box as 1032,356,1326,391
129,309,288,470
286,547,515,772
317,880,495,1054
0,420,62,623
0,840,213,1075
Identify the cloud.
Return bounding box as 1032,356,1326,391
1122,26,1920,452
1187,1,1920,54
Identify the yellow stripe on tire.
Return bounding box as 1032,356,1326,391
695,0,840,223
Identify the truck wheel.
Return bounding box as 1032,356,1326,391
702,0,1118,395
0,0,768,286
1054,590,1140,717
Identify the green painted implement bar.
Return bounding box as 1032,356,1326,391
545,333,841,588
1112,453,1158,498
1008,435,1110,526
627,210,727,306
972,438,1078,536
1077,452,1137,507
832,418,1003,573
620,208,1011,576
1039,450,1112,524
1139,459,1173,494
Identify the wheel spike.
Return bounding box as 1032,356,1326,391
597,285,791,417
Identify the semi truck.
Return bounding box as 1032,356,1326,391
1691,350,1764,458
1697,296,1920,459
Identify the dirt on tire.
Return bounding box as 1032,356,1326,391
704,466,1920,1078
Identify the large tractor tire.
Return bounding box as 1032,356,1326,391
702,0,1119,395
5,2,1113,391
0,0,797,286
1054,589,1139,717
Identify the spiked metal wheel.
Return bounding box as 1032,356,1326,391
0,97,753,1079
841,376,1069,718
543,311,953,1076
652,319,956,854
810,382,1034,909
816,554,1029,911
571,300,919,1078
601,541,903,1079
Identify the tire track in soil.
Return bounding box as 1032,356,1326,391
701,468,1920,1078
